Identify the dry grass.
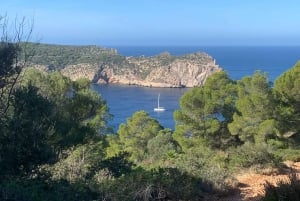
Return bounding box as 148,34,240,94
210,162,300,201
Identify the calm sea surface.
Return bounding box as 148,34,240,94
92,84,188,131
92,46,300,131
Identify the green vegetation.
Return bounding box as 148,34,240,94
174,71,237,150
24,42,120,69
1,17,300,201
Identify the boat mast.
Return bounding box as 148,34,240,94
157,94,160,108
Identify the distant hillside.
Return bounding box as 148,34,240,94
23,43,119,69
25,43,222,87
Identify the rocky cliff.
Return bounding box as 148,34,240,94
28,43,222,87
60,52,222,87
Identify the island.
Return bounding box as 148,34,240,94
28,43,222,87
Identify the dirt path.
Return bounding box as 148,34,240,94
215,162,300,201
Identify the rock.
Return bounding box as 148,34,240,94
60,52,222,88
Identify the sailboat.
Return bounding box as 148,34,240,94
154,93,165,112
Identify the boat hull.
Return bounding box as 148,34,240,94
154,107,165,112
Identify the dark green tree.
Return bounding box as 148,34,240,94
98,151,133,177
273,61,300,145
228,71,278,143
50,140,107,182
145,128,179,166
21,68,72,101
22,69,112,152
0,85,54,175
118,110,163,162
174,71,237,150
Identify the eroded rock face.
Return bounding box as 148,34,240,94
61,52,222,87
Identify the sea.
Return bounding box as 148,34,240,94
91,46,300,131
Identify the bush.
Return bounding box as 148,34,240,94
99,167,212,201
228,142,279,170
174,148,235,194
274,148,300,162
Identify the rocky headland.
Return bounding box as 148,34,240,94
29,43,222,87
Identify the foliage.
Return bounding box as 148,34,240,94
228,142,278,169
105,134,123,157
174,71,238,150
117,110,163,162
98,167,215,201
273,61,300,144
21,68,112,151
228,71,278,143
98,151,133,177
26,42,119,70
274,148,300,162
144,128,180,167
22,68,71,100
49,141,106,183
0,84,55,176
175,147,233,193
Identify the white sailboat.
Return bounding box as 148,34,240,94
154,94,165,112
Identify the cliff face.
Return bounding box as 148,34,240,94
60,52,222,87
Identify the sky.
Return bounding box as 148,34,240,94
1,0,300,46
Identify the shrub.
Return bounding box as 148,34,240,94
174,148,235,194
228,142,279,170
274,148,300,162
99,167,213,201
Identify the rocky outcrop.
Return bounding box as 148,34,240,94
60,52,222,88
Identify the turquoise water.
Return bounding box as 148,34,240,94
92,46,300,130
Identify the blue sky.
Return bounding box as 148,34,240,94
1,0,300,46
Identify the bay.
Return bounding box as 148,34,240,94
92,46,300,131
91,84,188,131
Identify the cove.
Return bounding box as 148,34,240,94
91,84,189,131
